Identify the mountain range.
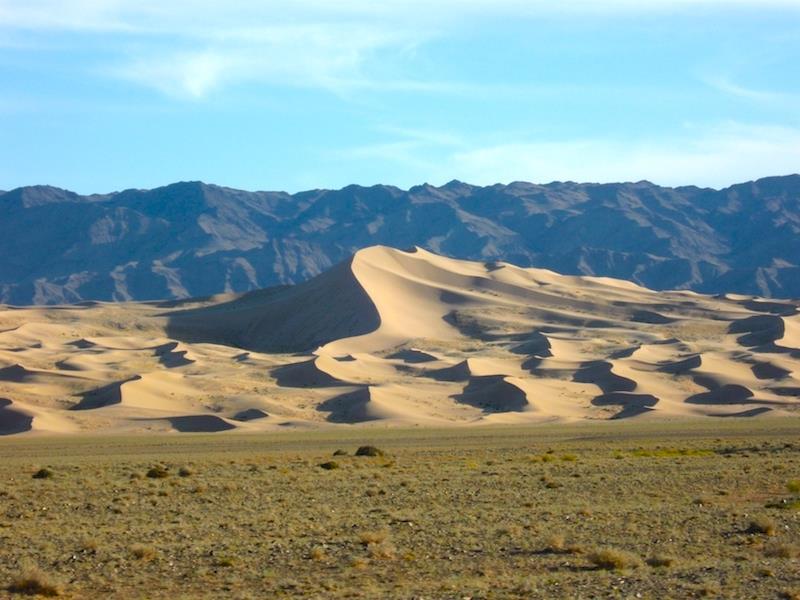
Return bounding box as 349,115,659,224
1,175,798,305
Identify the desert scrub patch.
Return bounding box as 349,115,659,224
787,480,800,494
7,561,62,597
588,548,642,570
178,466,194,477
146,466,169,479
332,449,348,456
319,461,340,470
646,554,676,568
32,468,54,480
765,543,799,559
747,516,778,536
130,544,157,561
367,540,396,560
358,530,389,546
355,446,385,457
545,535,583,555
629,447,712,458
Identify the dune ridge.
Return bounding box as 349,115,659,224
0,245,798,435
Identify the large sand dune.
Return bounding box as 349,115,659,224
0,246,798,434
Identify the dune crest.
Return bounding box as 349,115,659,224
0,245,798,434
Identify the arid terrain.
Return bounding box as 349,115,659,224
1,245,798,436
0,420,798,599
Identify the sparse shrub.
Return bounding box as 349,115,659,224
561,454,578,462
545,535,566,553
588,548,642,570
333,449,348,456
32,468,53,480
178,466,193,477
355,446,385,457
765,543,798,559
310,546,327,561
646,554,676,567
367,541,396,560
130,544,157,561
319,461,339,470
787,480,800,494
214,557,235,568
545,535,583,555
8,561,62,596
358,530,388,546
146,466,169,479
747,516,778,536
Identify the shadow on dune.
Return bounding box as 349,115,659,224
166,415,237,432
317,388,376,423
271,359,348,388
452,376,529,413
729,315,798,355
573,361,637,393
162,257,381,353
0,399,32,435
591,392,659,419
685,384,771,405
71,376,140,410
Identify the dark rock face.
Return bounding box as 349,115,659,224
1,175,798,304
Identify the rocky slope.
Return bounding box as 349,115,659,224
1,175,798,304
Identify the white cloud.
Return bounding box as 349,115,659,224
442,123,800,188
701,74,799,106
340,122,800,189
2,0,800,99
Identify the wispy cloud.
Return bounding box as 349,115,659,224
445,123,800,188
3,0,800,99
338,122,800,189
701,74,797,105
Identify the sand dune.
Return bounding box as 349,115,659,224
0,245,798,434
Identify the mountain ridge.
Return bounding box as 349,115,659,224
2,174,799,304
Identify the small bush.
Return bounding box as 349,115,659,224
178,466,193,477
646,554,676,568
146,466,169,479
32,468,53,480
787,480,800,494
588,548,642,570
355,446,385,457
545,535,583,555
319,461,340,470
130,544,157,561
8,561,61,596
358,530,388,546
765,543,798,559
747,516,778,536
367,541,396,560
310,546,327,561
333,449,348,456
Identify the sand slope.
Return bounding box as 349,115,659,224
0,245,798,435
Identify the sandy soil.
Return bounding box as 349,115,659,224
0,246,798,435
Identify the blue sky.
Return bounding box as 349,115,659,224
1,0,799,194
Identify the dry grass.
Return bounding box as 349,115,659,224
0,419,799,598
7,561,61,597
588,548,643,570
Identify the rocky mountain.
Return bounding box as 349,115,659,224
1,175,798,304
